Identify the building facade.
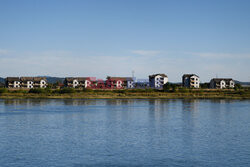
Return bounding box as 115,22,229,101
33,77,47,88
6,77,47,88
20,77,34,88
6,77,21,88
106,77,134,89
149,74,168,89
210,78,235,89
64,77,92,88
182,74,200,88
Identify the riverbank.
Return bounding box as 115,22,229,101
1,89,250,99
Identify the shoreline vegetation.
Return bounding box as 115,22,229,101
0,87,250,99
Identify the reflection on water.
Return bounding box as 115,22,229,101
0,99,250,167
3,99,49,106
0,98,238,107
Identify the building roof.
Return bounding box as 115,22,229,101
65,77,90,82
20,77,34,81
149,74,168,78
33,77,47,82
182,74,199,78
6,77,47,82
210,78,233,83
106,77,134,81
6,77,20,82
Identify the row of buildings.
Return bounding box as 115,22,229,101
5,77,47,88
150,74,235,89
64,77,134,89
4,74,235,89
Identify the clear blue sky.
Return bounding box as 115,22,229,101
1,0,250,82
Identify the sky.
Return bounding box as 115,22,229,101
0,0,250,82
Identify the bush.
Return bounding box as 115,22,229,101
113,89,126,93
11,90,28,93
52,89,61,94
127,89,145,93
59,88,76,94
28,88,52,94
29,88,46,94
178,88,189,93
0,88,8,94
44,87,52,93
163,83,177,92
82,88,94,92
198,89,204,93
234,83,243,90
200,83,210,89
163,83,171,92
172,84,177,92
145,88,156,92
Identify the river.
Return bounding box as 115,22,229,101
0,99,249,167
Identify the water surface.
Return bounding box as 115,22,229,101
0,99,250,167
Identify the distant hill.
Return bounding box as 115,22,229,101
37,76,64,84
235,80,250,86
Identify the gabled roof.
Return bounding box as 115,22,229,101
149,74,168,78
210,78,233,83
65,77,74,82
107,76,133,81
20,77,34,81
65,77,90,82
6,77,20,82
6,77,47,82
33,77,47,82
182,74,199,78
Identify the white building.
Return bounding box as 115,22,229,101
20,77,34,88
33,77,47,88
64,77,92,88
6,77,47,88
149,74,168,89
182,74,200,88
210,78,235,89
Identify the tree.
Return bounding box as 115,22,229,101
163,83,177,92
200,83,209,89
163,83,171,92
172,84,177,92
234,83,242,90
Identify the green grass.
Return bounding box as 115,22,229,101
0,88,250,99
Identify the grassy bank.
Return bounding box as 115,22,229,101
1,88,250,99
